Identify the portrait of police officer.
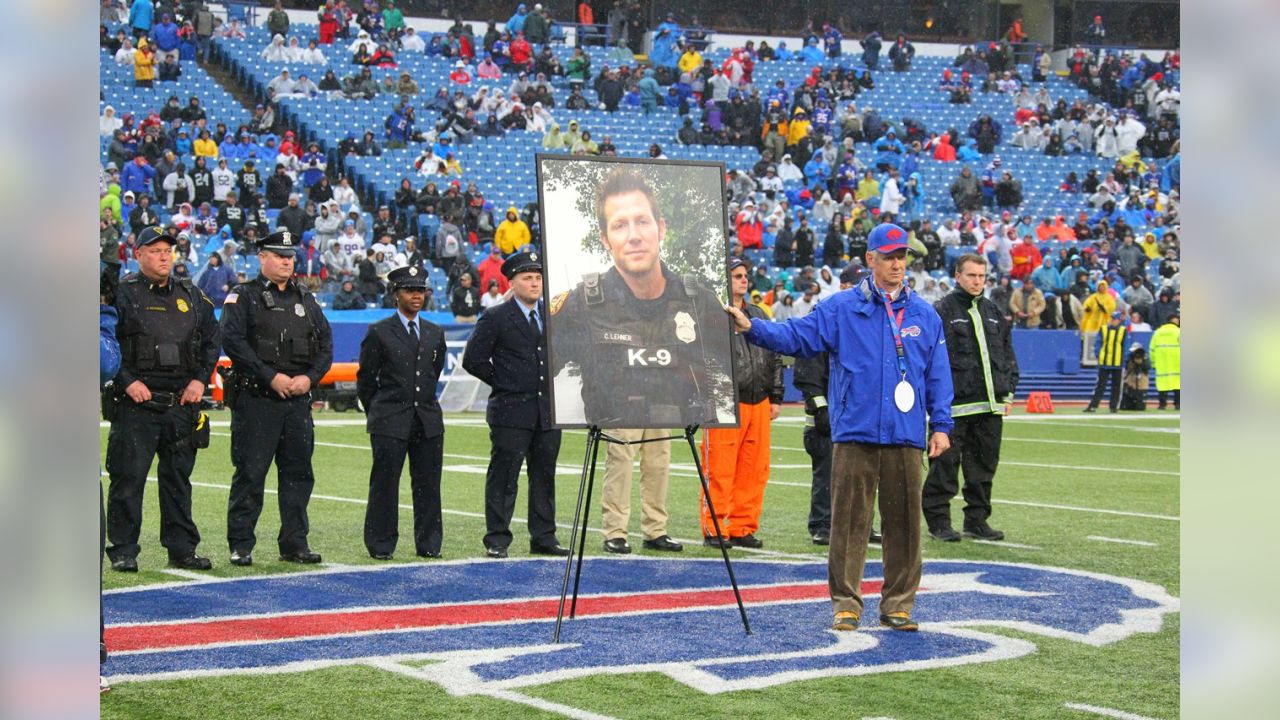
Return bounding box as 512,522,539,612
546,166,734,428
219,229,333,566
462,251,568,559
104,226,221,572
357,265,448,560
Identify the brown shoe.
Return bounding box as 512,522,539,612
832,611,860,631
880,611,919,631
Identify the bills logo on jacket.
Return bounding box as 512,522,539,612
900,325,922,337
104,558,1177,693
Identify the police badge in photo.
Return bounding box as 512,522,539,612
536,155,737,429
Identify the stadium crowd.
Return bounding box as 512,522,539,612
100,1,1179,333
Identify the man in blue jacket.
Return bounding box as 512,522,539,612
152,13,181,63
726,223,953,633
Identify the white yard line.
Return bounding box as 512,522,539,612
993,499,1178,522
1001,461,1178,476
1064,702,1160,720
1002,437,1178,451
1008,414,1180,422
158,568,221,582
970,540,1042,550
1086,536,1158,548
752,479,1172,517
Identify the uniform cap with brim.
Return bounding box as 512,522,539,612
502,251,542,279
388,265,429,290
867,223,909,253
136,226,176,247
838,264,862,284
256,229,300,256
727,257,750,273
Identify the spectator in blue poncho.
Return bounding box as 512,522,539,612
506,3,529,34
637,68,660,115
799,37,825,65
874,131,905,171
128,0,154,39
650,14,681,69
196,251,236,306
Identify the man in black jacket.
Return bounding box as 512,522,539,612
265,164,294,210
923,254,1019,542
276,193,308,239
793,264,881,546
462,251,568,559
219,230,333,566
105,227,220,572
357,266,449,559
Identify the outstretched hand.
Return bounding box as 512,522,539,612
723,304,752,333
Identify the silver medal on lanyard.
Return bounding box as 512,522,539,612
884,294,915,413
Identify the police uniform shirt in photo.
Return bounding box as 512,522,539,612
548,265,733,427
105,226,220,570
461,251,566,557
922,275,1020,541
356,265,448,558
219,229,333,565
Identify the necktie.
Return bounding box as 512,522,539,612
529,308,541,340
407,319,418,342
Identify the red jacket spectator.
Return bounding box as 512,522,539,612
736,206,764,249
932,134,956,162
1009,240,1042,281
477,247,510,295
509,34,532,68
318,8,338,44
1052,216,1077,241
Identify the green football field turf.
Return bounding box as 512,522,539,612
99,407,1179,720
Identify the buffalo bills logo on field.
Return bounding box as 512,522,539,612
103,558,1177,694
900,325,922,337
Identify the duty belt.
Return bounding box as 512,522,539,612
136,390,180,413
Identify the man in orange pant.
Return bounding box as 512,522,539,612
701,258,783,548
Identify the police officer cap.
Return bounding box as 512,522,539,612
136,226,177,247
256,229,300,256
388,265,429,290
838,264,862,285
502,251,542,279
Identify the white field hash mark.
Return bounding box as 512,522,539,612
1064,701,1160,720
1086,536,1158,548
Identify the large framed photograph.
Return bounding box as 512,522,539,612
537,155,738,429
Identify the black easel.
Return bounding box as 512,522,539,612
552,425,751,642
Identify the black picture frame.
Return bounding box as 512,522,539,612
536,154,739,430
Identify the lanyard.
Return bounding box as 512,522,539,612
882,292,908,379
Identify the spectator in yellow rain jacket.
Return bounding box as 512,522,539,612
494,206,530,256
1079,279,1115,364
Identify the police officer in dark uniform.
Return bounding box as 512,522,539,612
547,168,733,427
219,229,333,566
105,226,220,572
923,253,1019,542
357,265,448,559
462,251,568,558
793,264,881,547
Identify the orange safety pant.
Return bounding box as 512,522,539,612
700,399,772,539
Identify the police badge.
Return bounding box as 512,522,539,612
294,303,306,317
673,311,696,344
